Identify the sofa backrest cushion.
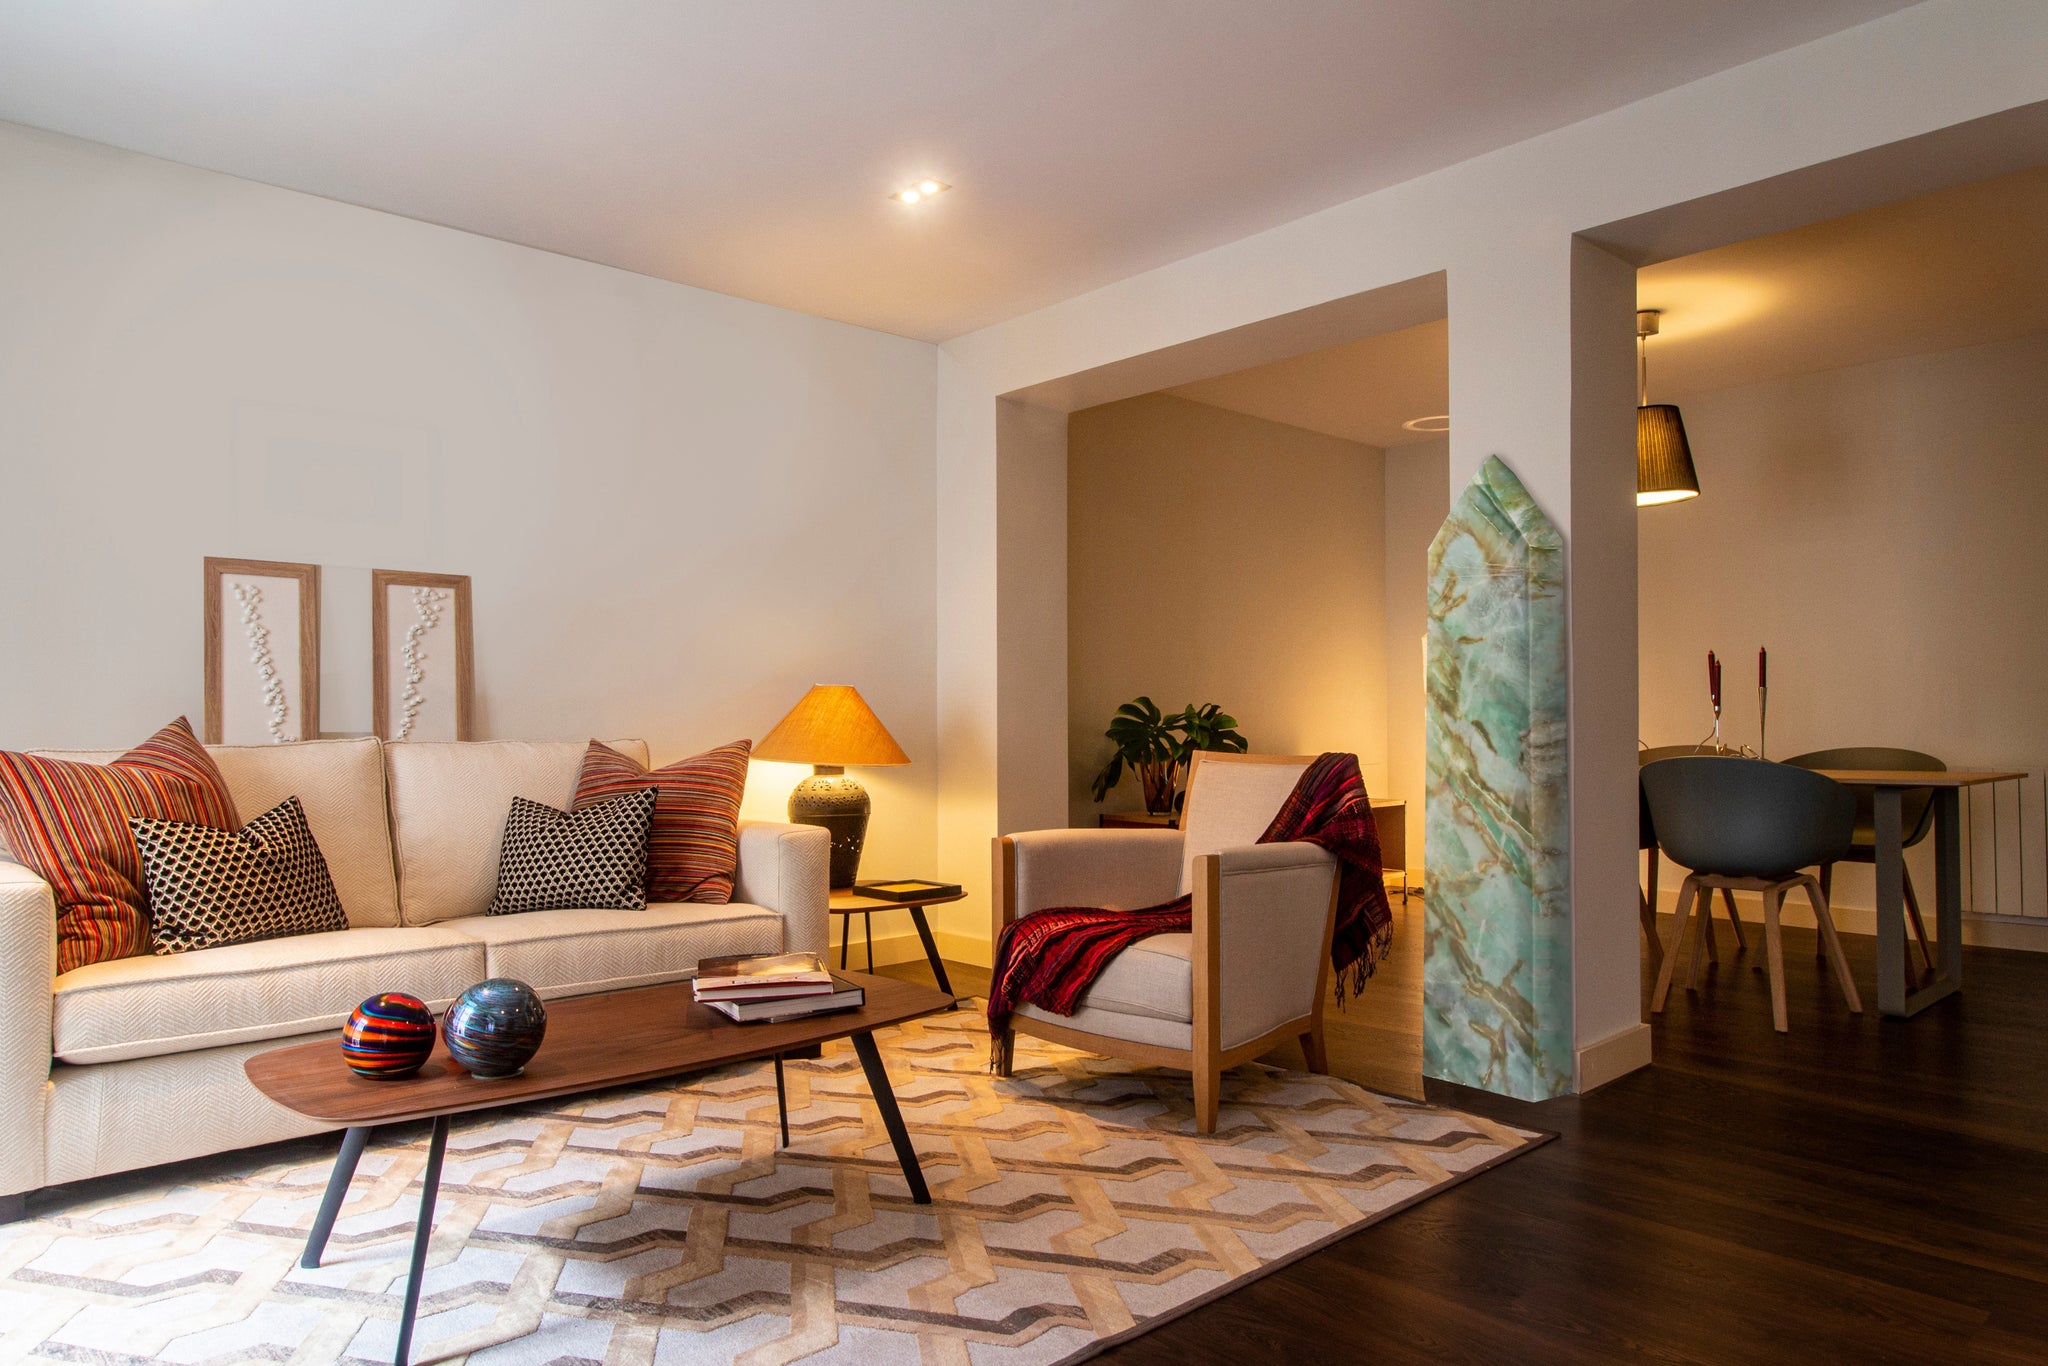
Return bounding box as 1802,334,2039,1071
386,738,649,925
29,736,401,930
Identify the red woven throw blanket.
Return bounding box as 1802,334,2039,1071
987,752,1393,1049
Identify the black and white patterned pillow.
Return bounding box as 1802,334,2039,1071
489,788,657,915
132,796,348,955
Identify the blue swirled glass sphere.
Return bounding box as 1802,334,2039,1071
442,978,547,1079
341,992,436,1079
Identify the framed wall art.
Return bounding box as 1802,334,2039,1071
203,557,321,745
372,569,474,742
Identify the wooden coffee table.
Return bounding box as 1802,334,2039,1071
246,971,953,1366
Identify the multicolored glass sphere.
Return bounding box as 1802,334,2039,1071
341,992,437,1079
443,978,548,1079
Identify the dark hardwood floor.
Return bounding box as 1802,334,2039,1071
889,900,2048,1363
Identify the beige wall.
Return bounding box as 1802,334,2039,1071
1066,394,1387,826
1382,439,1449,883
1640,329,2048,924
0,123,942,883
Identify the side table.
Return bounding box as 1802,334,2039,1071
831,885,964,997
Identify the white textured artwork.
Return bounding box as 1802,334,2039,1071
379,576,466,742
216,573,309,744
232,583,291,742
395,586,448,741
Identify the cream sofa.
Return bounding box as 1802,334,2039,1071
0,735,829,1219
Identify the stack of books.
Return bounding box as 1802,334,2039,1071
692,952,865,1023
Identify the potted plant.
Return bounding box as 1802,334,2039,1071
1089,697,1249,815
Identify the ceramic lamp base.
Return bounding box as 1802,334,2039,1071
790,766,869,889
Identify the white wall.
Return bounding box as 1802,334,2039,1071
1383,439,1448,883
1640,329,2048,925
1066,394,1386,826
0,123,941,880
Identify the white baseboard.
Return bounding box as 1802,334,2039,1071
1575,1021,1651,1093
1651,887,2048,952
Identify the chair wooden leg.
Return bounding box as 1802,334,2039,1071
1299,1020,1328,1074
1802,878,1864,1014
1903,868,1935,973
993,1025,1015,1078
1193,1065,1220,1135
1640,889,1664,977
1704,889,1720,962
1816,864,1833,959
1688,881,1715,992
1718,888,1747,951
1762,885,1789,1034
1653,877,1700,1012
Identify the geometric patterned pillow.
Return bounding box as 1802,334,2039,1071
488,788,657,916
573,739,750,903
131,796,347,956
0,716,242,972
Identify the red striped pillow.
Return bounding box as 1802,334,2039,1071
573,740,749,904
0,717,241,974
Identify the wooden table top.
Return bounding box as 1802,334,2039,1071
244,971,954,1127
830,886,967,912
1810,769,2027,788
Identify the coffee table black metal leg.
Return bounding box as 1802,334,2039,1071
393,1114,450,1366
302,1125,373,1269
839,916,850,970
773,1054,790,1147
849,1029,929,1205
865,911,875,971
906,906,954,997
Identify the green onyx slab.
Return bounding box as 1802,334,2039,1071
1424,455,1572,1101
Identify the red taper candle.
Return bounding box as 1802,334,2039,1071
1759,647,1767,689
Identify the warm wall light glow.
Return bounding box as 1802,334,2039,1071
892,178,951,205
1401,414,1451,432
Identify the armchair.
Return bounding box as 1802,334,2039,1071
991,753,1340,1133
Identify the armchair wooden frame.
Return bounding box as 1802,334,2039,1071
990,752,1340,1134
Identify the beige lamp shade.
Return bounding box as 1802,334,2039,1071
1637,403,1700,506
755,685,910,767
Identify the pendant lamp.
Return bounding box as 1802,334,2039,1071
1637,309,1699,506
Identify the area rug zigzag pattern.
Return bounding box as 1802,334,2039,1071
0,1007,1541,1364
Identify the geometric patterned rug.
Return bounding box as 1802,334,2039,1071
0,1004,1544,1365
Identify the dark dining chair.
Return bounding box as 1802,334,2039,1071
1643,757,1862,1032
1782,747,1942,972
1640,745,1747,970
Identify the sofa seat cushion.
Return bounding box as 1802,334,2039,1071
53,925,486,1065
444,902,785,999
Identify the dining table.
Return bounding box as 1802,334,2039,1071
1811,768,2026,1018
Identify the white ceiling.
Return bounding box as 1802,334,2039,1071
0,0,1919,342
1168,320,1450,449
1148,166,2048,447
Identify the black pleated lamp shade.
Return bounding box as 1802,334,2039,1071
1637,403,1699,506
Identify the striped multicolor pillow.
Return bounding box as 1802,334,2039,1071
573,739,749,904
0,717,241,974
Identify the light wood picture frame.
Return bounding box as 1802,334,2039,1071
203,557,321,745
372,569,474,742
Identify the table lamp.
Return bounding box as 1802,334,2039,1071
754,685,909,888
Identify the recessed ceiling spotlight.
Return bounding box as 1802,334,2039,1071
893,179,951,205
1402,414,1451,433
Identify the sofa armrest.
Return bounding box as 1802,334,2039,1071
994,829,1185,934
0,859,55,1198
1208,842,1338,1050
732,821,830,959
